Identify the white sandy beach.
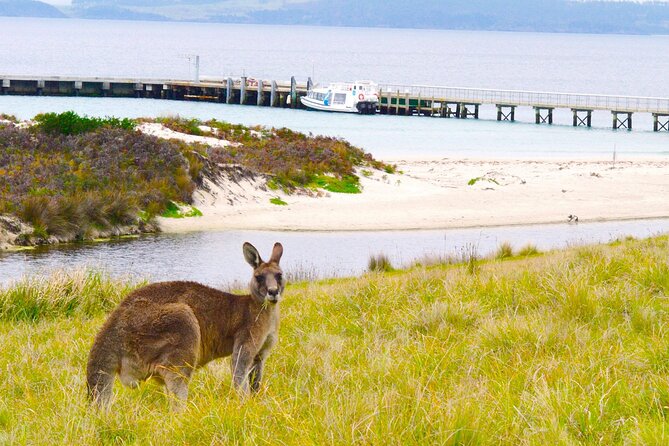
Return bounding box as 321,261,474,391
136,122,669,233
157,156,669,233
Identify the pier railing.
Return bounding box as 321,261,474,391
379,84,669,114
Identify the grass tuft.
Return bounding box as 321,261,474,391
368,254,395,272
494,241,514,259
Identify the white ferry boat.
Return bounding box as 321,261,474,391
302,80,379,114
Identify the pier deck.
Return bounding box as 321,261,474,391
2,75,668,131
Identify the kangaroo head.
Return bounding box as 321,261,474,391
243,242,284,304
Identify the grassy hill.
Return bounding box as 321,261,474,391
63,0,669,35
0,0,66,18
0,235,667,443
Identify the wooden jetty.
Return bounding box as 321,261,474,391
2,74,669,131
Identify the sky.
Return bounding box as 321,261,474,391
36,0,669,6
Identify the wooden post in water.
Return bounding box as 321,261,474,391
240,76,247,105
226,77,233,104
572,109,592,127
653,113,669,131
612,111,632,130
534,107,553,124
270,80,277,107
290,76,297,108
496,105,516,121
395,90,400,114
257,79,264,106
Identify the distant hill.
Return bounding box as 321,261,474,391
0,0,66,18
7,0,669,35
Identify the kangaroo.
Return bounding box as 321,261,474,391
86,242,284,410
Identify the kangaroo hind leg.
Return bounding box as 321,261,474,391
148,303,201,411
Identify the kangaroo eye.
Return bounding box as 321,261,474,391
276,273,283,282
255,275,265,283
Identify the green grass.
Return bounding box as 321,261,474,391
312,174,361,194
0,236,668,444
269,197,288,206
160,201,203,218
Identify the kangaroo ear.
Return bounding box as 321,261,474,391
269,242,283,264
243,242,262,268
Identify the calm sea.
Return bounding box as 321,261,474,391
1,18,669,158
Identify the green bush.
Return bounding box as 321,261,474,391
33,111,135,135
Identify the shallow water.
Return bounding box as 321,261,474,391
2,219,668,287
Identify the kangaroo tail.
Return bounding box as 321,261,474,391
86,325,119,409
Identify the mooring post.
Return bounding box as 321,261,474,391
226,77,233,104
240,76,247,105
474,104,479,119
404,92,410,115
417,92,422,116
290,76,297,108
270,80,277,107
257,79,264,106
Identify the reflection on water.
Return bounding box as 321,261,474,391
1,219,668,287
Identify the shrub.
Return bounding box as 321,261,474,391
33,111,135,135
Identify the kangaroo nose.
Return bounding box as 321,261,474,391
268,288,279,297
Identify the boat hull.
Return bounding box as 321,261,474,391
301,96,359,113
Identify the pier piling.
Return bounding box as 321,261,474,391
240,76,247,105
226,78,233,104
653,113,669,131
496,104,516,121
572,109,593,127
534,107,553,124
612,111,633,130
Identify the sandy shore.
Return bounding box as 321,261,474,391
158,156,669,233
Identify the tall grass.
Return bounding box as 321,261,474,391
0,236,668,444
0,270,139,322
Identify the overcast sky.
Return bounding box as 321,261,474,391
37,0,669,6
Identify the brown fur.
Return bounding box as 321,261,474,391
86,242,284,410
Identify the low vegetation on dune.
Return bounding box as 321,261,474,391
0,113,199,244
0,236,667,444
156,116,395,193
0,112,390,246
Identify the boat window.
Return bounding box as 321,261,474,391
333,93,346,104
